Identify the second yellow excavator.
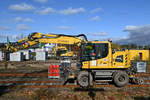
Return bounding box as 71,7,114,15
52,46,74,57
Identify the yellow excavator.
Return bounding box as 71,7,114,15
5,32,86,53
4,32,85,60
4,32,150,87
52,46,74,57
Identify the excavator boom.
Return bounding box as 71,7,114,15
5,32,87,53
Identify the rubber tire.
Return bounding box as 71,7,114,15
113,71,129,87
77,71,93,88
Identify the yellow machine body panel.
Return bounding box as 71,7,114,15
52,46,67,53
18,37,28,43
60,51,74,57
128,50,149,61
112,51,130,69
39,36,82,46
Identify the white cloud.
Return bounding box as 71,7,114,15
34,0,48,3
24,18,34,22
35,7,86,15
36,8,55,15
17,24,30,31
14,17,33,23
0,26,11,31
89,16,100,21
9,3,35,11
124,25,138,31
14,17,22,22
95,32,107,36
87,32,107,36
57,26,74,30
90,8,102,13
59,7,85,15
117,24,150,45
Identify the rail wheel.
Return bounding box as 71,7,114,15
113,71,129,87
77,71,93,88
136,78,144,85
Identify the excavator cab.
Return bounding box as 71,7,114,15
81,42,109,61
80,41,111,69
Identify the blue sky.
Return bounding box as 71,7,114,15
0,0,150,44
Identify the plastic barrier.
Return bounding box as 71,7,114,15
48,65,60,79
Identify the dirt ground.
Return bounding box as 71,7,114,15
0,86,150,100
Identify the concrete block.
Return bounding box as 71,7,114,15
10,52,24,61
36,51,48,61
0,51,2,61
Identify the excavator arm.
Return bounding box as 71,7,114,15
5,32,87,53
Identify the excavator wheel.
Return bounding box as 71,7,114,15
113,71,129,87
77,71,93,88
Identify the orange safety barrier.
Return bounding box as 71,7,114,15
48,65,60,79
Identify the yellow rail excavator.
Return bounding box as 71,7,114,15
3,32,150,87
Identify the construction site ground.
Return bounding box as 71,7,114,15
0,60,150,100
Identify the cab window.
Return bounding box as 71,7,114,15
82,43,96,61
96,43,108,59
82,43,108,61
